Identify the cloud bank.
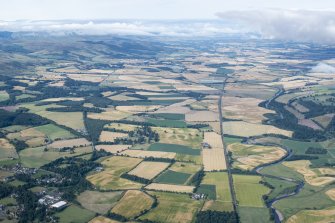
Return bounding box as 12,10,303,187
217,9,335,43
0,20,238,37
311,63,335,73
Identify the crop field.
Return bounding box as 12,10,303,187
286,206,335,223
228,143,286,170
99,131,128,142
95,145,130,153
19,146,92,168
169,162,201,174
145,183,195,193
89,216,120,223
202,132,226,171
146,117,187,128
48,138,91,149
87,156,143,190
128,161,170,180
140,192,202,223
77,190,123,214
148,143,200,155
326,188,335,200
0,138,17,160
88,108,130,121
55,204,95,223
312,113,334,128
21,103,85,131
233,174,270,207
116,105,162,113
152,127,202,148
111,190,154,219
120,149,176,159
283,160,335,186
6,127,46,147
185,110,219,122
238,207,272,223
154,170,191,184
34,124,76,140
211,121,293,137
104,123,139,131
221,96,274,124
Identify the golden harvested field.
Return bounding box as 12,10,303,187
87,156,143,190
6,127,46,147
153,99,194,114
120,149,176,159
185,110,219,122
152,127,202,148
283,160,335,186
312,113,335,128
111,190,154,219
109,94,140,101
145,183,195,193
221,96,274,124
140,192,203,223
0,138,18,160
116,105,162,113
41,97,84,102
88,108,130,121
210,121,293,137
128,161,170,180
95,145,130,153
325,188,335,201
202,132,226,171
49,138,91,149
89,216,121,223
228,143,286,170
286,206,335,223
67,73,107,83
169,162,201,174
99,131,128,142
104,123,139,131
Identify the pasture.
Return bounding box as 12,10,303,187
233,174,270,207
154,170,191,185
128,161,170,180
34,124,75,140
111,190,154,219
19,146,92,168
87,156,143,190
0,138,17,160
148,143,200,155
55,204,95,223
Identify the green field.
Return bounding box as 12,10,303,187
19,146,92,168
202,172,232,202
148,143,200,155
233,174,270,207
263,177,297,201
146,118,187,128
274,184,334,220
140,192,203,223
197,184,216,200
155,170,191,185
260,163,304,181
238,207,272,223
34,124,76,140
55,204,95,223
77,190,123,214
150,113,185,120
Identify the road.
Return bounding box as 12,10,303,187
218,79,239,215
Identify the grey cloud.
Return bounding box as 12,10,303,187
216,9,335,43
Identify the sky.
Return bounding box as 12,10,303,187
0,0,334,20
0,0,334,43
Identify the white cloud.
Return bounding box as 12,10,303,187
311,63,335,73
0,20,239,37
216,9,335,43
